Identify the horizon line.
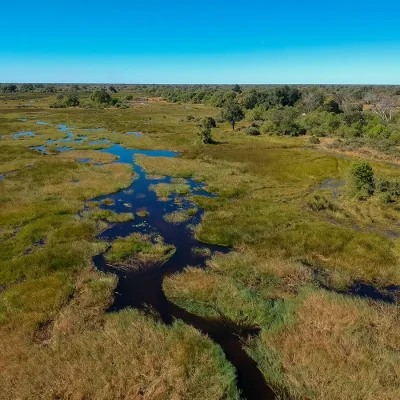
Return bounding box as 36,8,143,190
2,82,400,86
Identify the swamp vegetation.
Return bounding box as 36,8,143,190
0,85,399,399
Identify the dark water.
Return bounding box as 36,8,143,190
310,265,399,304
89,144,275,400
309,178,344,199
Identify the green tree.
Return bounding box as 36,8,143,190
323,97,341,114
221,100,245,130
270,107,303,136
302,91,324,112
242,89,259,109
64,90,80,107
2,84,17,93
91,88,113,105
20,83,35,92
247,104,267,121
232,84,242,94
275,85,302,107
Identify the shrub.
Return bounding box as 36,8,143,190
64,91,80,107
245,127,260,136
348,161,374,198
365,124,390,139
202,117,217,128
260,120,274,135
91,89,113,106
247,104,267,121
375,178,400,199
269,107,305,136
197,127,213,144
389,130,400,144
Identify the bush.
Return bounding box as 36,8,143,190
348,161,374,198
197,118,215,144
247,104,267,121
202,117,217,128
365,124,390,139
389,130,400,144
269,107,305,136
375,178,400,198
197,127,213,144
64,91,80,107
260,120,274,135
91,89,113,106
245,127,260,136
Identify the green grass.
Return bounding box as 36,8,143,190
163,209,197,224
149,181,191,199
106,233,176,269
136,210,149,217
83,208,134,223
164,251,312,326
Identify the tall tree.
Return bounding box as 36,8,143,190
232,84,242,94
323,97,341,114
221,100,245,130
371,95,397,122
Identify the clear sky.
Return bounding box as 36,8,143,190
1,0,399,84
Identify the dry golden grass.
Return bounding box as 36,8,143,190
0,309,239,400
53,268,117,336
250,289,400,400
207,249,313,299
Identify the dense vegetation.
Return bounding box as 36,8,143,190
4,82,400,147
0,85,399,399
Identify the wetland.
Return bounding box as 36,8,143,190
1,86,400,400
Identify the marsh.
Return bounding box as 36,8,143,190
1,86,400,400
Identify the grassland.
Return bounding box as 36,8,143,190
1,90,400,399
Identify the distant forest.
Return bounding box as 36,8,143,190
2,83,400,154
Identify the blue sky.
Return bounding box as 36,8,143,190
1,0,399,83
